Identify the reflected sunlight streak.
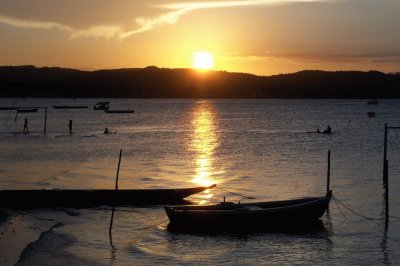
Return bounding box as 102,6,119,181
189,101,220,188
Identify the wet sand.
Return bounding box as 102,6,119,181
0,211,57,266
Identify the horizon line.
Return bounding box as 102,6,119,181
1,64,398,77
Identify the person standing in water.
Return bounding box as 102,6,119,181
69,120,73,134
23,118,29,133
323,125,331,134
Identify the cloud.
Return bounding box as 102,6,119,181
0,14,126,39
218,50,400,64
0,15,72,32
125,0,341,38
120,8,187,38
160,0,335,10
71,25,125,39
0,0,343,40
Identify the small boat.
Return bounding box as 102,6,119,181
367,111,376,117
94,102,110,110
104,128,117,134
17,108,39,113
367,99,378,105
0,107,16,110
0,184,216,208
53,105,88,109
165,190,332,232
104,109,135,113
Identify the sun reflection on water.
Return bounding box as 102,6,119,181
189,101,220,190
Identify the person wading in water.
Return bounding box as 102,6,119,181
23,118,29,133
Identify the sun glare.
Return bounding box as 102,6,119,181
190,101,219,188
192,51,214,70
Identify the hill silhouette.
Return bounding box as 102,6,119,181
0,65,399,98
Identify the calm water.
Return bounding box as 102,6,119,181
1,98,400,265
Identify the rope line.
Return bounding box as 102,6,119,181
215,186,256,200
332,197,347,219
333,195,384,221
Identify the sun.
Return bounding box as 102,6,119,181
192,51,214,70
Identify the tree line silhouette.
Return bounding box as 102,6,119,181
0,65,399,98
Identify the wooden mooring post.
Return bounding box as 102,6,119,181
383,124,388,185
382,123,400,220
109,149,123,247
115,149,123,190
327,150,331,195
44,107,47,134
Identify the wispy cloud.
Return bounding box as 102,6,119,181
71,25,125,39
0,0,342,40
218,50,400,64
121,8,188,38
0,14,125,39
0,15,72,32
160,0,335,10
123,0,341,38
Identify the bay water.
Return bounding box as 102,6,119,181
0,98,399,265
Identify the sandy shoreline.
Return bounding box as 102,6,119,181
0,210,57,266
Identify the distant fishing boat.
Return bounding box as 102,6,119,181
367,111,376,117
165,191,332,231
367,99,378,105
53,105,88,109
17,108,38,113
0,184,215,208
94,101,110,110
104,109,135,113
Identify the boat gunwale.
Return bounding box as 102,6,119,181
0,184,216,208
166,194,330,215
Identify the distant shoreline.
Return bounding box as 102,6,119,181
1,65,400,98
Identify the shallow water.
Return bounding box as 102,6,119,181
1,98,400,265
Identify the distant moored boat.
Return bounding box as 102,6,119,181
367,99,378,105
53,105,88,109
104,109,135,113
94,101,110,110
17,108,39,113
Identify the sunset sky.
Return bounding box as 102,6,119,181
0,0,399,75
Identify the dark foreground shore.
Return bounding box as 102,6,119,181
0,210,55,266
0,209,9,225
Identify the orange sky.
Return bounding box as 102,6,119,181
0,0,399,75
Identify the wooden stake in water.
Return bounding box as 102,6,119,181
44,107,47,134
115,149,122,190
385,161,389,221
109,149,123,247
381,124,400,221
383,123,388,185
327,150,331,195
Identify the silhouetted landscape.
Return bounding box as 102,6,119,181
1,65,399,98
